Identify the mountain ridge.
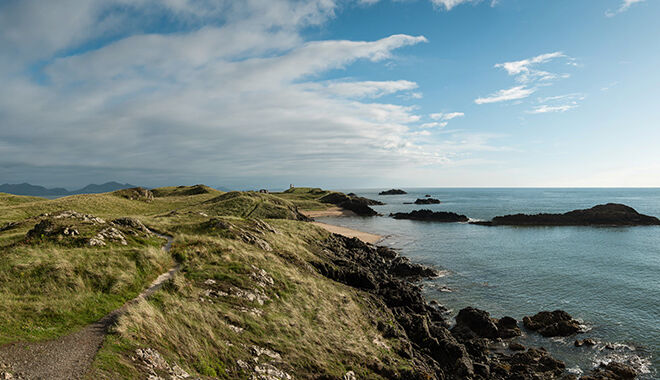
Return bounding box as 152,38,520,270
0,182,137,196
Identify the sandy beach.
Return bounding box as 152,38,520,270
301,207,357,218
312,221,382,244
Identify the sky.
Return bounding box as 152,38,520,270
0,0,659,189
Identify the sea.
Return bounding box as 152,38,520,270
316,188,660,378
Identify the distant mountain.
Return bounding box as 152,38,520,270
70,182,136,194
0,181,137,196
0,183,69,196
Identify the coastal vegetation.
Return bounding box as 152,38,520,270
0,187,643,379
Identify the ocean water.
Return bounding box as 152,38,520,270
317,188,660,378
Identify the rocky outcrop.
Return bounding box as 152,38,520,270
390,209,469,222
318,192,382,216
582,362,637,379
523,310,583,337
451,307,522,340
114,187,154,202
379,189,407,195
473,203,660,226
315,234,576,379
414,198,441,205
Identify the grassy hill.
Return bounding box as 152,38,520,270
0,186,415,379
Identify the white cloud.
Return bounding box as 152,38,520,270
430,112,464,121
420,122,448,128
475,86,536,104
318,80,418,98
606,0,646,17
494,52,567,84
430,0,476,11
1,0,506,187
526,104,577,114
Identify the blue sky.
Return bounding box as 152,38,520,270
0,0,658,189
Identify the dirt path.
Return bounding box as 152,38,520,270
0,233,177,380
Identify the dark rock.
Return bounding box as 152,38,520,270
574,338,597,347
424,194,432,198
318,192,382,216
509,342,526,351
389,256,438,279
452,307,499,339
479,203,660,226
379,189,407,195
523,310,582,337
581,362,637,379
26,219,58,239
497,316,522,338
390,209,468,222
414,198,441,205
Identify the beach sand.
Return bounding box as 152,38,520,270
301,207,357,218
312,221,382,244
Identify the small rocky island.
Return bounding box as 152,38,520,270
472,203,660,226
379,189,407,195
390,209,469,222
319,192,383,216
414,198,441,205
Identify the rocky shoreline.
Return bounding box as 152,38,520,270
314,232,638,379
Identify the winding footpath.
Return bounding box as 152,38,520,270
0,232,177,380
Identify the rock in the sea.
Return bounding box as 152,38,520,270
390,209,468,222
581,361,637,379
475,203,660,226
318,192,382,216
388,256,438,279
509,342,526,351
379,189,407,195
451,307,521,340
414,198,441,205
574,338,597,347
523,310,582,337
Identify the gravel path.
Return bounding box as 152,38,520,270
0,233,176,380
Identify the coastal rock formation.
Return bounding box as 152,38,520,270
582,362,637,379
473,203,660,226
318,192,382,216
523,310,583,337
314,234,576,379
414,198,441,205
390,209,469,222
379,189,407,195
451,307,521,340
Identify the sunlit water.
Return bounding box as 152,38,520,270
318,188,660,378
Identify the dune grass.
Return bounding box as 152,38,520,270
0,186,411,379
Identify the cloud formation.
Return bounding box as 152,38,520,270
606,0,646,17
475,52,578,109
475,86,536,104
0,0,500,187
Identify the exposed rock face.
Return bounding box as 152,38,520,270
315,234,572,379
89,227,127,246
133,348,191,379
474,203,660,226
115,187,155,202
379,189,407,195
390,209,469,223
582,362,637,379
318,192,382,216
523,310,583,337
111,217,151,235
451,307,521,340
414,198,441,205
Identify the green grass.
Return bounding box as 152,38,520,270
0,186,412,378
